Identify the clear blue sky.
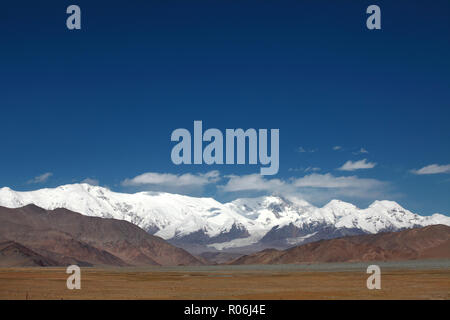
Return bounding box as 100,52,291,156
1,1,449,215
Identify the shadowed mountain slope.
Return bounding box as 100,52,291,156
0,205,204,267
230,225,450,265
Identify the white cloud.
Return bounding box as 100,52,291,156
81,178,99,186
297,146,317,153
292,173,383,190
304,166,321,172
27,172,53,184
338,159,376,171
220,172,386,201
353,147,369,155
411,164,450,175
332,146,342,151
220,174,286,193
121,170,388,203
122,170,220,188
294,174,387,203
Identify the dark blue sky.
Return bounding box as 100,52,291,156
1,1,449,214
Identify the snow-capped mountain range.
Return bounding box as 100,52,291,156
0,183,448,253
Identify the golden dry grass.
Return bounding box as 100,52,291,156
0,267,448,300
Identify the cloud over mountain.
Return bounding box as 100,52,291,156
120,169,388,202
27,172,53,184
81,178,99,186
220,174,287,193
218,172,386,201
122,170,220,191
293,173,382,189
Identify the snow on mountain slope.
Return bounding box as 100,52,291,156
0,184,255,239
0,184,448,252
225,195,313,229
335,200,448,233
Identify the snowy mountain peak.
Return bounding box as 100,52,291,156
368,200,405,211
324,199,358,211
0,184,448,252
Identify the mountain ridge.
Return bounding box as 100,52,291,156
0,184,448,253
0,204,204,267
229,224,450,265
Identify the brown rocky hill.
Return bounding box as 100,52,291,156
0,205,203,267
230,224,450,265
0,241,59,267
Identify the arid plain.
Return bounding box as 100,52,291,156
1,262,449,300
